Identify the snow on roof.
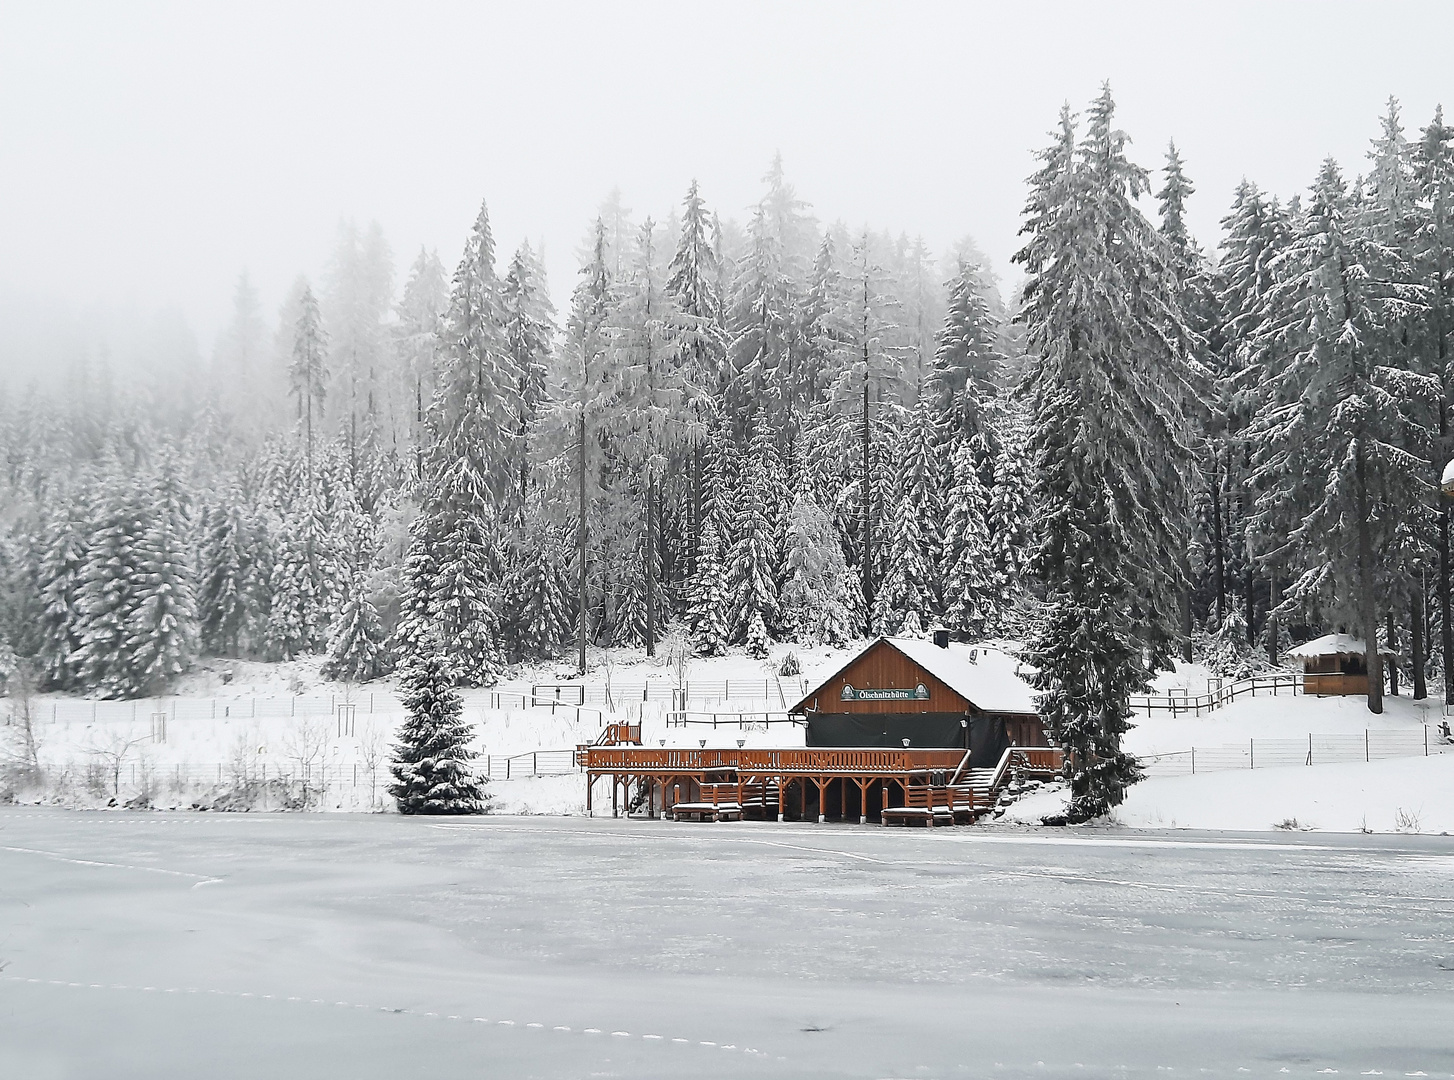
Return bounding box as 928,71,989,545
796,636,1040,715
1285,633,1396,660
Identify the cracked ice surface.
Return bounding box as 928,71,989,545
1,809,1451,1078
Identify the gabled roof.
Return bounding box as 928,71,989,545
792,636,1040,716
1286,633,1397,660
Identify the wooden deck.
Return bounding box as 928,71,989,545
580,745,1063,824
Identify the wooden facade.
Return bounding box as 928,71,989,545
795,639,968,716
578,745,1064,824
791,638,1049,752
1300,653,1370,697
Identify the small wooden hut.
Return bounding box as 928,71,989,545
1286,633,1396,696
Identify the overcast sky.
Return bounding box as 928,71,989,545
2,0,1452,372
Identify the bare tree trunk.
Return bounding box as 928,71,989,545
1267,566,1279,666
645,473,656,658
1386,609,1399,696
1210,451,1226,626
1412,587,1427,700
861,377,873,633
578,411,587,675
1355,449,1383,714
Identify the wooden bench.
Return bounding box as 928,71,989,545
670,801,743,822
881,785,974,827
670,781,743,822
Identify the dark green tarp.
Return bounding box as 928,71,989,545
805,713,1010,766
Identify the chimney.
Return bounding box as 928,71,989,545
932,628,950,650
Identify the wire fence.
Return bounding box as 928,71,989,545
1140,727,1452,776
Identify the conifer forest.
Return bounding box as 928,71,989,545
1,84,1451,739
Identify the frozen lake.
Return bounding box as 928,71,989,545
2,810,1452,1079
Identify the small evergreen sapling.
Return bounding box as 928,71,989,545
388,648,489,815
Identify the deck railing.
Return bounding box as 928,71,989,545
579,746,968,774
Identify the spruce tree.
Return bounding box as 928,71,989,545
688,517,731,656
322,569,390,682
389,646,488,815
1247,157,1435,714
125,467,198,697
726,420,784,641
199,499,254,658
779,489,857,647
942,438,996,638
1015,88,1201,820
75,485,146,697
36,511,87,690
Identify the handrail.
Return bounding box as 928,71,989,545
948,748,973,787
580,746,966,774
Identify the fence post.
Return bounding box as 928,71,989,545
1365,729,1370,762
533,752,538,776
1250,739,1254,769
1426,725,1429,757
1191,747,1195,775
1307,733,1312,766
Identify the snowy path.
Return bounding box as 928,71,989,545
1,811,1451,1079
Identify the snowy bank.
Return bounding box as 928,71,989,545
1001,753,1454,834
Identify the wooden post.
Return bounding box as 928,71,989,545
777,777,786,822
860,780,868,823
586,774,593,816
612,776,618,818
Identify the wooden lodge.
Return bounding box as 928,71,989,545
1286,633,1397,696
579,635,1061,826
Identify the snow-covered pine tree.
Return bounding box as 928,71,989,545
420,199,519,684
1156,141,1219,662
687,516,731,656
322,568,390,681
779,488,857,647
394,247,449,479
392,511,439,660
289,283,328,493
985,407,1033,625
1247,156,1435,714
199,498,254,658
501,239,555,506
36,509,88,690
1413,105,1454,697
503,514,572,661
941,438,996,638
388,644,488,815
726,418,785,642
125,465,198,698
727,158,811,438
75,483,147,697
1015,89,1202,821
264,511,318,661
873,489,934,636
931,261,1003,443
1215,180,1293,649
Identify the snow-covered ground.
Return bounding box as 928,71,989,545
9,649,1453,832
1003,754,1454,834
3,810,1452,1079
